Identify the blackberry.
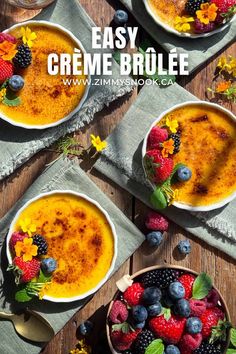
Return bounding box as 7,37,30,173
132,330,154,354
13,44,32,68
194,341,222,354
141,269,179,289
170,133,181,154
32,234,48,255
185,0,208,15
123,351,133,354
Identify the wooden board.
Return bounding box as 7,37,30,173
0,1,235,353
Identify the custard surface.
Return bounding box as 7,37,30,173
13,194,114,298
148,0,186,27
158,105,236,206
0,24,87,126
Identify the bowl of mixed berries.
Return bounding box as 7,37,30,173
107,265,231,354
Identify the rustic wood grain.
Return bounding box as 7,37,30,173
0,0,235,353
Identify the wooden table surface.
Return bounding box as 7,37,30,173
1,0,236,353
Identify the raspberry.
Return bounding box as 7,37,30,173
124,283,144,306
211,0,235,13
145,211,169,231
111,327,140,351
204,289,220,308
0,57,14,84
147,126,168,149
9,232,28,251
0,33,17,44
193,19,216,33
178,274,196,299
109,300,128,324
145,150,174,183
179,333,203,351
11,256,40,283
189,299,207,317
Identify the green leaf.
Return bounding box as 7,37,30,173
15,288,33,302
226,349,236,354
139,39,153,54
162,307,171,321
192,272,213,300
113,51,121,65
112,322,130,334
2,90,21,107
150,187,168,210
145,339,164,354
231,328,236,347
37,270,51,283
210,320,231,344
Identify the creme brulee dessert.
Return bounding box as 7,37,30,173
12,193,115,299
146,0,235,35
158,104,236,207
0,24,87,126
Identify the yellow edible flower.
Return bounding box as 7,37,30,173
70,340,91,354
19,217,37,236
228,57,236,77
166,117,179,133
169,189,179,205
216,81,231,93
0,88,6,102
0,40,17,61
196,3,218,25
20,26,37,48
162,139,175,157
174,16,194,32
15,237,38,262
90,134,107,152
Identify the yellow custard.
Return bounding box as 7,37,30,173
13,194,115,298
159,104,236,206
148,0,186,28
0,24,87,126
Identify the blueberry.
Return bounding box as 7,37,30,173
142,287,162,305
79,321,93,336
8,75,24,92
162,292,174,308
132,305,148,322
174,299,190,318
178,240,191,255
132,320,146,329
41,258,57,274
146,231,163,247
186,317,202,334
177,166,192,182
169,282,185,300
147,302,162,316
165,345,180,354
113,10,129,25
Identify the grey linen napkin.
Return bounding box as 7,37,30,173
0,157,144,354
120,0,236,73
95,83,236,259
0,0,133,182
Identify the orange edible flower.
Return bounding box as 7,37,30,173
0,41,17,61
216,81,231,93
162,139,175,157
196,3,218,25
15,237,38,262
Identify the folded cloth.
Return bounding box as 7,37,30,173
120,0,236,73
95,83,236,259
0,157,144,354
0,0,133,182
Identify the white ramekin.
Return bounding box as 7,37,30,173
142,101,236,211
2,20,90,130
143,0,236,39
6,190,118,303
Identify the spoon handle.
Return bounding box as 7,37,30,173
0,312,13,319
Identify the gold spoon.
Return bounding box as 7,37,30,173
0,309,55,342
